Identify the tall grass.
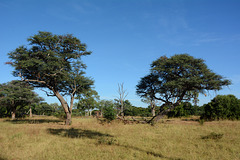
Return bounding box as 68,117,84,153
0,116,239,160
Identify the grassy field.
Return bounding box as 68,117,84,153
0,116,239,160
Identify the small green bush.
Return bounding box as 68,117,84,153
103,105,117,122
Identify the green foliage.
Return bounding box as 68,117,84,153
8,31,92,91
136,54,231,119
77,89,99,113
71,109,85,117
136,74,159,105
7,31,94,124
151,54,231,102
103,104,117,121
167,102,203,118
32,102,59,116
124,106,152,117
0,80,42,118
201,95,240,120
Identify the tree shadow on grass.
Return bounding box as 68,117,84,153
5,119,63,124
0,155,7,160
181,118,199,122
122,145,183,160
47,128,113,139
96,137,183,160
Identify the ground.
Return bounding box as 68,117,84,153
0,116,239,160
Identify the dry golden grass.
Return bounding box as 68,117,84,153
0,116,239,160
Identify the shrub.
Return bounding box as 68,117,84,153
103,105,117,122
201,95,240,120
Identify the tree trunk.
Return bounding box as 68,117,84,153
11,108,16,120
148,108,171,124
151,106,155,117
29,106,33,118
120,104,124,117
151,101,155,117
66,112,71,125
55,91,71,125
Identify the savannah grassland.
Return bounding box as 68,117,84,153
0,117,239,160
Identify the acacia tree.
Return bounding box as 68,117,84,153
7,31,93,125
0,81,42,119
137,54,231,123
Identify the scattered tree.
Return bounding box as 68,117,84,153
137,54,231,123
77,89,99,116
7,31,93,125
0,80,42,119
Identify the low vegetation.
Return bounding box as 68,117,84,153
0,116,239,160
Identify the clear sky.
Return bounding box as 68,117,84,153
1,0,240,107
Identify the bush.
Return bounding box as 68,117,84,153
103,105,117,121
201,95,240,120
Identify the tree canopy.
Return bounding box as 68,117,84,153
8,31,93,124
136,54,231,123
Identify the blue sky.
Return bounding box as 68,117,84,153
1,0,240,107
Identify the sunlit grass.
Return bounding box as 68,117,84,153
0,116,239,160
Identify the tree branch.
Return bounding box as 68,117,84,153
40,89,56,96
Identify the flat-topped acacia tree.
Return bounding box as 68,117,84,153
136,54,231,123
8,31,93,125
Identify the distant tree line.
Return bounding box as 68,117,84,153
1,81,239,121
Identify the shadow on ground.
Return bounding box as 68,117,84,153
5,119,63,124
47,128,113,139
0,155,7,160
123,145,183,160
181,118,199,122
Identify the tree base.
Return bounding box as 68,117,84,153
65,112,72,125
148,109,171,124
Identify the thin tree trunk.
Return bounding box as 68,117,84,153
120,100,124,117
29,106,33,118
11,108,16,120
